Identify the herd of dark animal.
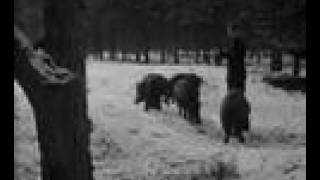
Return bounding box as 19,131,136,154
134,73,251,144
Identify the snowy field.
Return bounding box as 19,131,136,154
14,60,306,180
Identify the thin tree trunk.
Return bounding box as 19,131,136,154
187,50,192,60
174,47,179,64
99,50,104,61
144,47,150,64
203,49,210,65
227,38,246,93
270,50,282,71
256,51,261,65
121,50,127,62
109,47,116,61
15,1,93,180
262,50,269,59
136,50,141,63
215,48,225,66
215,48,229,66
293,54,301,77
247,50,254,59
108,25,116,61
195,50,201,64
160,49,166,64
214,55,222,66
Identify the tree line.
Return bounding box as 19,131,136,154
87,0,305,66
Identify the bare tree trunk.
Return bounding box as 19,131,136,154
160,49,166,64
187,50,192,59
174,47,179,64
214,49,223,66
135,50,141,63
195,50,201,64
262,50,269,59
15,1,93,180
270,50,282,71
215,48,227,66
214,55,222,66
144,47,150,64
293,54,301,77
109,47,116,61
256,51,261,65
203,49,210,65
99,50,104,61
121,49,127,62
227,38,246,93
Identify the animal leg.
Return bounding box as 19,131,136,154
235,129,245,143
178,107,183,116
183,107,188,119
144,101,150,112
223,126,232,144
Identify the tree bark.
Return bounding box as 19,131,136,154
227,38,246,93
15,0,93,180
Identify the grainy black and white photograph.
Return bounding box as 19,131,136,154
14,0,306,180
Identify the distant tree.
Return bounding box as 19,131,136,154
203,49,211,65
256,51,261,65
270,49,283,71
160,49,166,64
144,46,150,63
86,0,305,67
293,54,300,77
135,50,141,63
121,49,127,62
174,47,180,64
195,50,201,64
215,47,229,66
290,49,305,77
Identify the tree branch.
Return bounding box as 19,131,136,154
14,25,77,87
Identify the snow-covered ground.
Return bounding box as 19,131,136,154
14,81,40,180
14,60,306,180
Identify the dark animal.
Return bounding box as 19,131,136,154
220,89,251,143
134,73,169,111
167,73,204,104
169,73,204,124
